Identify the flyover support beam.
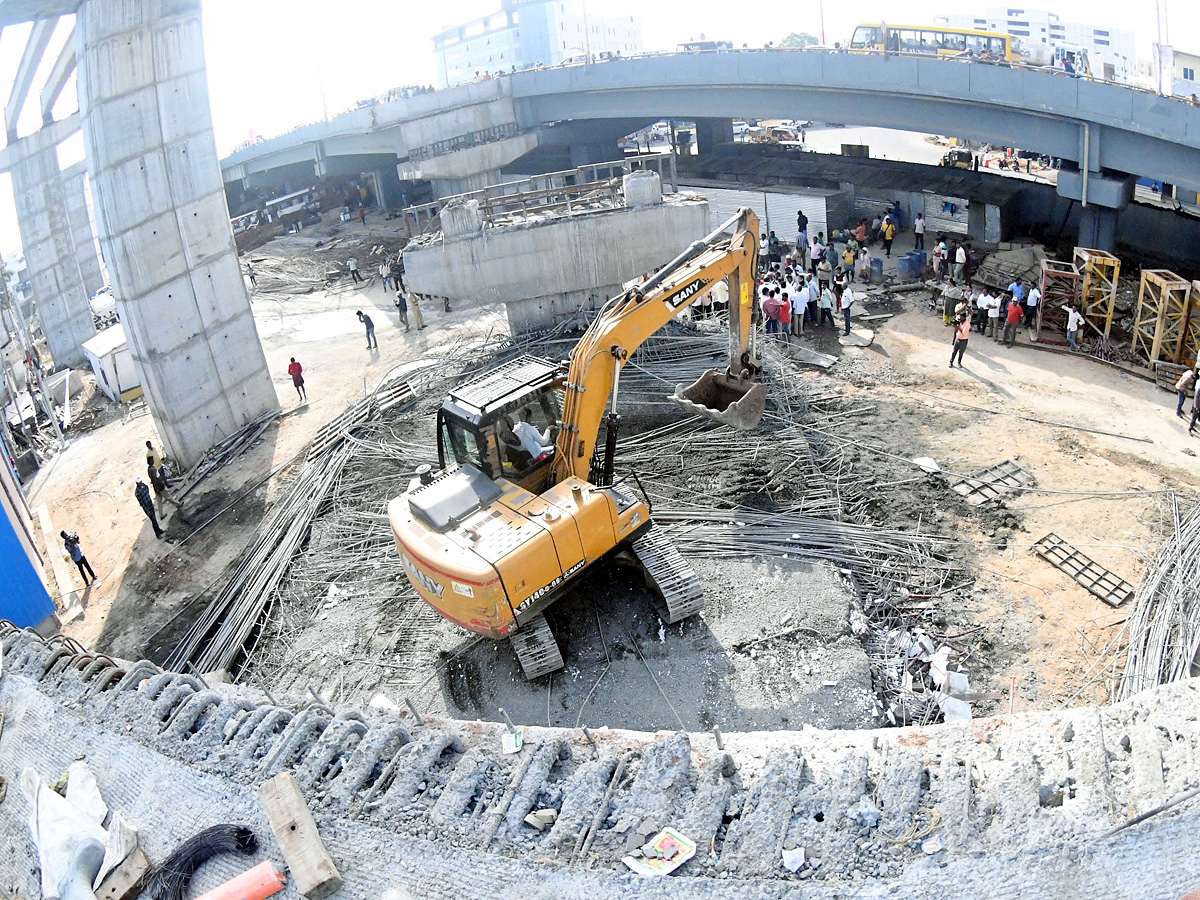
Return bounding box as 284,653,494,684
1056,168,1135,254
77,0,279,467
5,16,57,141
694,117,733,154
10,135,96,367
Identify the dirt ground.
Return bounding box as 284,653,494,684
25,218,1196,730
26,214,508,657
797,289,1193,710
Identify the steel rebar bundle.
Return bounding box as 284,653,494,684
1116,498,1200,700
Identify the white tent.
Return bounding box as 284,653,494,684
81,324,140,402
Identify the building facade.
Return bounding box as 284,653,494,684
935,7,1136,83
433,0,642,89
1173,49,1200,99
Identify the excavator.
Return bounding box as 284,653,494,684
388,208,767,678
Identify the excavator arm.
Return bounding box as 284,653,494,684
551,208,765,483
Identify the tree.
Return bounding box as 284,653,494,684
780,33,819,49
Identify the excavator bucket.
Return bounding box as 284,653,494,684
670,369,768,430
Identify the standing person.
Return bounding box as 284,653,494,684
347,257,363,283
245,262,257,287
913,213,925,250
358,206,367,225
762,290,779,334
134,477,164,539
858,245,873,283
881,217,897,257
820,282,836,328
932,239,947,280
1003,295,1023,346
1007,278,1026,326
949,313,971,367
145,439,162,470
805,273,820,325
870,213,882,244
790,288,805,336
1064,303,1085,350
767,231,781,265
777,291,792,344
986,289,1002,339
941,279,962,325
855,218,869,245
758,232,770,272
953,242,967,283
147,459,182,516
356,310,378,349
394,290,410,331
287,357,306,401
816,254,832,291
824,240,838,274
410,293,427,330
391,258,406,294
380,260,393,292
1175,368,1196,417
840,284,856,335
1025,282,1042,329
61,530,96,586
810,234,825,276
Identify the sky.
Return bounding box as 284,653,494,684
0,0,1198,263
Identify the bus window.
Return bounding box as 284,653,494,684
850,26,880,49
886,29,900,52
943,33,966,52
988,37,1008,57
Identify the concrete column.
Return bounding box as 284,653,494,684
10,137,97,368
694,118,734,154
1077,206,1119,252
62,165,105,297
76,0,279,467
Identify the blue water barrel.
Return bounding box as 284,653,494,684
870,258,884,281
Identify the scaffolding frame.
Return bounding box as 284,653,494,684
1185,281,1200,368
1130,269,1192,364
1035,259,1080,345
1073,247,1120,338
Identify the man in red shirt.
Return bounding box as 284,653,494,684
1003,300,1022,346
287,357,307,402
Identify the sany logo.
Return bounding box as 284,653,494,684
665,277,706,309
401,553,445,599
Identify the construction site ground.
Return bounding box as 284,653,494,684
23,221,1197,737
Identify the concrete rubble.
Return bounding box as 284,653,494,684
3,629,1200,898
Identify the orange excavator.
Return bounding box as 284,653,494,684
388,208,767,678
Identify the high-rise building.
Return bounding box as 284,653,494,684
433,0,643,89
934,7,1135,83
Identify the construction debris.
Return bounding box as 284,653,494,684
950,459,1036,506
1032,533,1135,608
257,773,342,900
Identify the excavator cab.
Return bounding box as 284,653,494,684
435,356,566,494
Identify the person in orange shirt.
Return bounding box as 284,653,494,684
950,314,971,368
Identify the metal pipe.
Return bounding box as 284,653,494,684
1082,122,1090,208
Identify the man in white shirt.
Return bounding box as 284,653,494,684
840,286,855,335
953,244,967,283
913,213,926,250
1064,303,1085,350
790,287,806,336
1025,285,1041,328
806,274,821,325
984,290,1001,339
512,408,553,461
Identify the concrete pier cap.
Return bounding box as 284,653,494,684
440,198,484,239
623,170,662,207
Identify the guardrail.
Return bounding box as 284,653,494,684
399,153,678,233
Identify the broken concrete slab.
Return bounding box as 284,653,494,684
789,346,838,368
839,329,875,348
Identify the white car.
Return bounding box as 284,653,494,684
732,121,750,135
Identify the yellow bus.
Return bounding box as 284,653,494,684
849,24,1018,62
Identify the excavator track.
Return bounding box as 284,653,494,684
630,528,705,623
509,613,564,680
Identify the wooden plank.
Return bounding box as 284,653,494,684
257,772,343,900
95,848,151,900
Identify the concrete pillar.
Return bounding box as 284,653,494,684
1077,206,1119,252
62,165,105,297
694,118,734,154
76,0,279,467
10,137,96,368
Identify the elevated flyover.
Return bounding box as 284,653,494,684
223,50,1200,249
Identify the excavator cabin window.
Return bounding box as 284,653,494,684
437,392,560,485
